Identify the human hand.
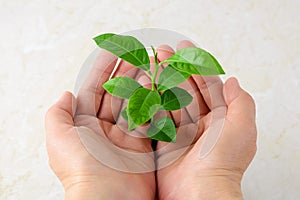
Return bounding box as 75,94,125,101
155,41,257,199
45,50,156,200
45,40,257,200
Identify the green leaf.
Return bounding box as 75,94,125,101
127,88,161,130
161,87,192,111
103,77,142,99
128,115,139,130
161,47,225,75
93,33,150,71
125,106,139,130
157,65,190,92
120,107,128,121
147,117,176,142
120,108,139,130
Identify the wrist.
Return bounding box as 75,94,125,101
63,173,155,200
192,167,243,200
63,175,111,200
65,182,109,200
196,176,243,200
163,173,243,200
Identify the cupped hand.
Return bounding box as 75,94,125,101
155,41,257,200
45,50,156,200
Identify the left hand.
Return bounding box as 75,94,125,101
45,50,156,200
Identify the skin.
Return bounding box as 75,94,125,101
45,51,156,200
45,41,257,199
156,41,257,199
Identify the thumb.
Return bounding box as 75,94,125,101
197,78,257,172
45,91,76,136
223,77,256,127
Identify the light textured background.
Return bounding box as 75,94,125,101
0,0,299,199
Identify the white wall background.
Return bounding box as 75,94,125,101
0,0,299,199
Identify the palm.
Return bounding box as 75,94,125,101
69,113,156,197
156,116,256,199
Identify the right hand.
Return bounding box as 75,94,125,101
155,41,257,199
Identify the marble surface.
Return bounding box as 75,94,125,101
0,0,299,199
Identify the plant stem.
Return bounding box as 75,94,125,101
152,63,159,91
151,46,159,91
150,116,154,124
147,70,153,77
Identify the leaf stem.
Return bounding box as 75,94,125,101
150,116,154,124
147,70,153,77
151,46,159,91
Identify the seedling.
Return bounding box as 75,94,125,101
93,33,225,142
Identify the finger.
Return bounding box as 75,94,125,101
108,58,152,133
193,75,227,159
176,40,210,117
136,67,152,89
156,45,192,126
174,76,206,124
114,69,152,137
106,60,154,151
97,94,121,123
76,50,118,116
197,77,257,161
196,76,226,111
187,85,207,121
176,40,225,111
222,77,257,156
168,78,196,127
157,44,175,64
45,91,75,139
176,40,196,49
224,77,256,127
97,60,139,123
156,45,174,82
184,36,225,113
